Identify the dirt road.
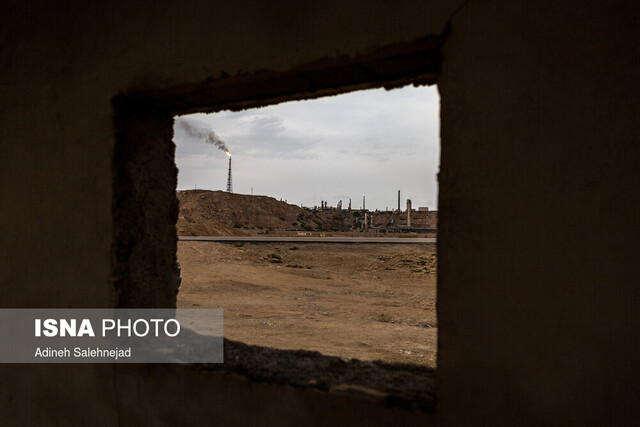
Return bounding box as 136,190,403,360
177,241,437,367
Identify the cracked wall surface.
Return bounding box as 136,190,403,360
111,107,179,308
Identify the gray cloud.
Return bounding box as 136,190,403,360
227,115,318,159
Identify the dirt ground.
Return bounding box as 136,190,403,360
177,241,437,367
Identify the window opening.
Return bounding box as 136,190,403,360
173,85,439,367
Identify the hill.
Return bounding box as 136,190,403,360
177,190,324,236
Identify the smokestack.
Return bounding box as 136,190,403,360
407,199,412,227
363,195,366,211
398,190,401,211
226,156,233,193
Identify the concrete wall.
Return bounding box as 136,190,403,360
437,2,639,424
0,0,637,425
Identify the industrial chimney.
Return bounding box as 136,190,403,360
398,190,401,211
406,199,412,227
226,156,233,193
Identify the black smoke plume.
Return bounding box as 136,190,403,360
176,119,230,155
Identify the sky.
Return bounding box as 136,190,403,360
173,84,440,211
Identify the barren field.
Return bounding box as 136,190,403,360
177,241,437,367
